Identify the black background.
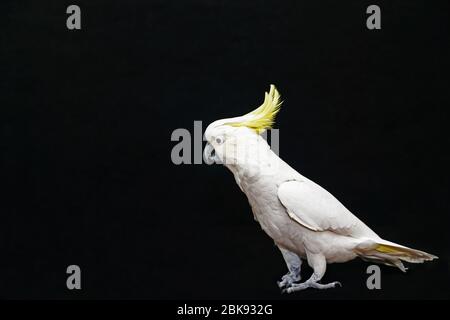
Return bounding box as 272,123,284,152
1,0,449,299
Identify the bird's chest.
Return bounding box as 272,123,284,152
243,181,293,241
236,174,308,256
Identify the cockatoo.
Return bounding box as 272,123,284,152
203,85,437,293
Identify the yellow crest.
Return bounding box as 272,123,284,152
228,84,282,134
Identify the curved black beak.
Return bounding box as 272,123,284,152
204,142,221,165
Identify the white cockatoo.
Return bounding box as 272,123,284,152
203,85,437,293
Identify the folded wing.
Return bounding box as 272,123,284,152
277,180,377,238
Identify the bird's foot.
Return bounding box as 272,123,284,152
277,272,301,289
282,280,341,293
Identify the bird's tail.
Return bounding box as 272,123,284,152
354,238,438,272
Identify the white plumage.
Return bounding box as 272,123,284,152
203,85,437,292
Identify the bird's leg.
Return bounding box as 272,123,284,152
277,247,302,289
283,251,341,293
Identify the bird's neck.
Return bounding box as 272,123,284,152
224,138,281,185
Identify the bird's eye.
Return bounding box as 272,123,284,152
215,137,224,145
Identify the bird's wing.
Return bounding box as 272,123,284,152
277,180,361,235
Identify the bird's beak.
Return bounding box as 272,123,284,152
204,142,221,165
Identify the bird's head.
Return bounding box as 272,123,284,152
204,85,282,166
